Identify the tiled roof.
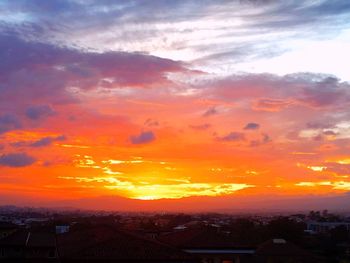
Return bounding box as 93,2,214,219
255,239,311,256
158,227,252,249
0,221,18,229
57,225,196,261
0,230,56,247
27,232,56,248
0,229,28,246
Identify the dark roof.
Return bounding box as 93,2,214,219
0,230,56,248
158,227,252,249
57,225,196,261
255,239,311,257
0,229,28,246
27,232,56,248
0,221,18,229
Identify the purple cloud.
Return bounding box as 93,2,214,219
323,130,337,136
202,107,217,117
250,133,271,147
29,135,66,147
202,73,350,111
306,121,334,129
0,33,187,114
189,123,211,130
30,137,54,147
0,114,22,134
297,76,346,108
217,132,245,142
0,153,36,167
262,133,271,143
243,122,260,130
11,135,66,148
0,34,184,86
144,118,159,127
25,105,55,120
130,131,156,144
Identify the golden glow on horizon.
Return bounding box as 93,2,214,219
295,181,350,191
2,110,350,203
58,175,254,200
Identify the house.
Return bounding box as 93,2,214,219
0,222,18,240
56,225,198,263
0,230,28,259
55,225,70,234
307,221,350,234
1,225,197,262
25,232,57,259
254,238,318,263
0,229,57,262
158,226,255,263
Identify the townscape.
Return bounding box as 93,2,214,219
1,206,350,262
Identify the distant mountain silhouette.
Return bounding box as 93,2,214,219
1,192,350,212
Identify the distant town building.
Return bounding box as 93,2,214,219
55,225,70,234
255,238,317,263
307,221,350,233
159,226,255,263
0,222,320,263
56,225,197,263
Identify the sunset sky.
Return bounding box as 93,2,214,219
1,0,350,210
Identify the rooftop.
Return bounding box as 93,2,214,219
56,225,196,261
158,226,253,249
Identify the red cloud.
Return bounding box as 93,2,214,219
252,98,294,112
